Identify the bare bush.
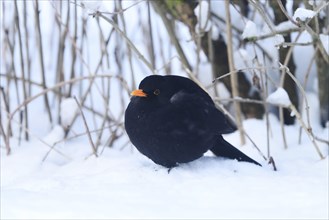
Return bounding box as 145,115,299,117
1,0,327,164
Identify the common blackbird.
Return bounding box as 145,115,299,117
125,75,261,168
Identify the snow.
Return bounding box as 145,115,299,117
2,116,328,219
43,125,65,146
266,87,292,107
308,0,324,6
274,34,285,48
80,0,105,12
242,20,258,39
301,92,322,131
210,0,247,32
274,21,296,32
60,98,79,128
194,1,212,33
293,8,316,22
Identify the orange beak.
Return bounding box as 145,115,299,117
131,89,147,97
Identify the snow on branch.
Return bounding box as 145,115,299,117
266,87,292,108
293,8,316,22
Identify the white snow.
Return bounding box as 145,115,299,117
2,116,328,219
81,0,104,11
308,0,323,6
242,20,258,39
43,125,65,146
275,21,296,32
301,92,322,131
266,87,292,107
194,1,212,33
293,8,316,22
60,98,79,128
274,34,285,48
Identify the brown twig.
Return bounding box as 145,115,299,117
226,0,245,145
1,110,70,160
68,0,78,97
151,1,192,71
147,0,156,70
80,0,144,16
34,0,53,124
14,0,29,141
213,66,277,86
4,74,126,154
74,96,98,157
289,104,324,159
0,87,12,136
215,102,267,162
268,156,277,171
0,96,10,155
23,1,32,97
299,50,317,144
248,0,276,33
280,63,325,159
275,0,299,26
210,12,275,61
94,11,156,74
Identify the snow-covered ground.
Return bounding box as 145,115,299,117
1,113,328,219
1,1,329,219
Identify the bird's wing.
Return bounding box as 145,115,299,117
171,90,235,134
150,90,231,137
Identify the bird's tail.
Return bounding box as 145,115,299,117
210,135,261,166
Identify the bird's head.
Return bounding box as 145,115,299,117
130,75,173,101
130,75,210,106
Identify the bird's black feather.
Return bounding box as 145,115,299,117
125,75,261,168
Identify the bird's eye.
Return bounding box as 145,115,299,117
153,89,160,96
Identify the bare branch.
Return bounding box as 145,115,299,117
74,96,98,157
225,0,245,145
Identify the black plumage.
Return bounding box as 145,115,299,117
125,75,261,168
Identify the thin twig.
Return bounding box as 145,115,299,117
213,66,277,86
79,0,144,16
299,50,317,144
225,0,245,145
215,103,267,161
23,1,32,97
147,0,156,69
1,110,71,160
275,0,299,26
74,96,98,157
248,0,276,33
117,0,137,91
280,63,325,159
94,11,156,74
0,87,12,136
5,74,127,153
268,156,277,171
289,104,324,159
210,12,275,61
14,0,29,141
34,0,53,124
151,1,192,71
0,103,10,155
297,18,329,63
68,0,78,97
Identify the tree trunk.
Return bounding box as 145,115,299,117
270,0,298,125
316,55,329,127
303,0,329,127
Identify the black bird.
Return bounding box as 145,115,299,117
125,75,261,168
